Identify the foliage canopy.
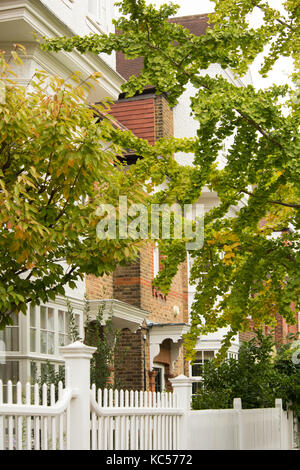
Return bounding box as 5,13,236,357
43,0,300,358
0,48,193,328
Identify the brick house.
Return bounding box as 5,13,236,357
1,3,298,393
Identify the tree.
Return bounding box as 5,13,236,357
192,330,300,416
43,0,300,359
0,47,191,328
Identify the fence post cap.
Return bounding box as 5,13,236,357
233,398,242,410
59,341,97,359
169,374,193,385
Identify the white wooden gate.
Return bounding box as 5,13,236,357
90,385,182,450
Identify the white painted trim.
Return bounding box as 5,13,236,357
86,14,106,35
61,0,74,9
149,323,190,346
152,363,165,392
0,0,124,100
88,299,149,332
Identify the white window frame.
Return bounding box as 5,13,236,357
153,242,160,279
190,350,215,378
153,363,165,392
28,303,82,359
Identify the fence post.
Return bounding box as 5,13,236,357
275,398,284,449
233,398,243,450
170,375,193,450
60,341,96,450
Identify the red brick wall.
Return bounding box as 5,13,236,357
154,94,174,140
115,327,145,390
85,273,113,300
239,309,299,346
113,258,141,307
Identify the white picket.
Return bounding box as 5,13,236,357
16,382,22,450
1,377,291,451
0,380,3,450
90,386,182,451
34,383,40,450
0,380,72,451
42,384,48,450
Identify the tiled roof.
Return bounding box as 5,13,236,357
116,14,210,81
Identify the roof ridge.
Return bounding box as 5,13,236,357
170,13,210,20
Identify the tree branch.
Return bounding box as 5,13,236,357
239,188,300,209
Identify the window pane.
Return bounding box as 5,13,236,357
48,308,54,331
191,364,203,376
47,332,54,354
31,362,37,382
204,351,214,360
41,363,47,377
12,361,19,382
1,361,20,382
41,331,47,353
0,364,5,382
58,334,65,347
58,310,64,333
195,351,203,361
192,382,203,395
30,328,36,352
4,328,11,351
41,307,47,329
11,328,19,351
65,313,70,335
30,305,36,327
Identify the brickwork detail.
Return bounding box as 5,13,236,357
154,94,174,141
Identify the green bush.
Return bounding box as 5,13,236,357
192,330,300,415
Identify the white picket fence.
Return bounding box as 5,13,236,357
187,398,294,450
90,386,182,450
0,380,72,450
0,341,296,450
